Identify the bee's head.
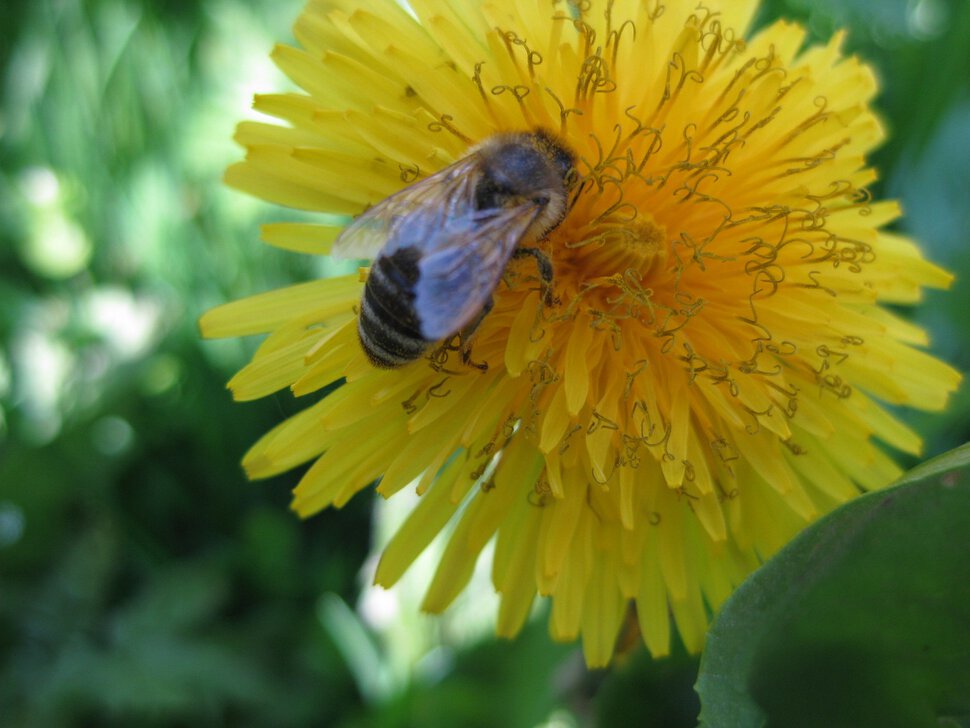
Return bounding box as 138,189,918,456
530,128,576,186
471,130,576,237
476,130,576,201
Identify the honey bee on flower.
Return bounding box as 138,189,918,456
202,0,960,666
330,129,575,369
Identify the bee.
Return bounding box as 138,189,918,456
331,129,576,369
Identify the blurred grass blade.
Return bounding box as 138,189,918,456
696,443,970,728
318,592,394,704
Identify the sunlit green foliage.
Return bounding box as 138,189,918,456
1,0,967,725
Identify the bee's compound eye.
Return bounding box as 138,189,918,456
529,129,575,183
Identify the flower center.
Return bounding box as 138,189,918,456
561,216,668,285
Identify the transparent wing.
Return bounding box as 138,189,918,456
329,155,481,260
412,203,544,340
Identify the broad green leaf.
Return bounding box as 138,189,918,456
696,443,970,728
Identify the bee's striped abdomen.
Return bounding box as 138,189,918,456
358,246,431,368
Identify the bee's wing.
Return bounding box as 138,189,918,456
413,203,544,340
330,156,480,260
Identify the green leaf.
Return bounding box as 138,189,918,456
696,443,970,728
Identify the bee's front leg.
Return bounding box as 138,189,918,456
460,345,489,372
457,298,493,371
512,247,555,306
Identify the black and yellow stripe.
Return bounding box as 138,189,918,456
358,246,431,368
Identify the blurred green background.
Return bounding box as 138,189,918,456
1,0,967,725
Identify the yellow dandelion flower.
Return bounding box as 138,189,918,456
201,0,961,666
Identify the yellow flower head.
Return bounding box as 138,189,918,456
201,0,960,666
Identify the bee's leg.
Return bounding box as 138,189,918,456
512,247,555,305
457,298,493,371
